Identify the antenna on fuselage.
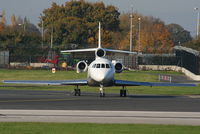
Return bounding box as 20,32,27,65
98,22,101,48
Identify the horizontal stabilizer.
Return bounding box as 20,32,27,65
61,48,137,54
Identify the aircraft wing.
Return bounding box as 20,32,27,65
2,80,88,86
114,80,196,87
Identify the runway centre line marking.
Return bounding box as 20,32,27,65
0,98,78,103
0,96,137,103
3,114,200,119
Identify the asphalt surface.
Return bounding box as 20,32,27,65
1,89,200,125
0,89,200,112
1,110,200,125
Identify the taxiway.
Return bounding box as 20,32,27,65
0,89,200,125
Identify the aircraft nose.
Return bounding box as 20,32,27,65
96,73,105,82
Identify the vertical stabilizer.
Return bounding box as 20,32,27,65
98,22,101,48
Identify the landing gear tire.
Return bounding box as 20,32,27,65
120,89,127,97
100,93,105,97
99,85,105,97
74,89,81,96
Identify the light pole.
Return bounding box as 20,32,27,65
138,17,141,52
41,18,44,48
18,23,25,33
194,7,199,37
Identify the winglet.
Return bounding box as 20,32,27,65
98,22,101,48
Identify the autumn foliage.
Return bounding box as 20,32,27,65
39,1,120,49
118,14,174,53
1,0,193,55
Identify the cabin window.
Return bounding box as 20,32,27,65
101,64,105,68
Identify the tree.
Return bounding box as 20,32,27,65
118,13,174,53
0,11,6,32
10,14,17,27
184,37,200,51
167,24,192,46
39,0,120,49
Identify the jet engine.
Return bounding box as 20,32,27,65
76,61,88,73
114,62,123,73
95,48,106,58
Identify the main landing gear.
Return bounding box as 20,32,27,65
73,85,127,97
120,86,127,97
74,85,81,96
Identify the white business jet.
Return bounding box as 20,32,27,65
3,23,196,97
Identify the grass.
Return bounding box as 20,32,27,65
0,122,200,134
0,69,200,95
0,70,200,132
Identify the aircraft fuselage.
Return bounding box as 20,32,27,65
87,57,115,87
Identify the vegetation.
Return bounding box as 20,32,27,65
166,24,192,46
0,69,199,95
184,36,200,51
0,14,43,60
39,1,120,49
119,13,173,53
0,122,200,134
0,0,193,60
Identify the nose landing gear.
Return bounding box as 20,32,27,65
99,85,105,97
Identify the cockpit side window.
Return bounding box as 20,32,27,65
106,64,110,68
96,64,100,68
101,64,105,68
92,64,96,68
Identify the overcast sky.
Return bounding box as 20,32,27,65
0,0,200,36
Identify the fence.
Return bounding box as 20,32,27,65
9,55,42,63
2,47,200,75
138,54,181,66
0,51,9,67
175,46,200,75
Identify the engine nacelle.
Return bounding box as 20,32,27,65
95,48,106,58
114,62,123,73
76,61,88,73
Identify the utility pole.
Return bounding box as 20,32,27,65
23,18,26,33
130,6,133,52
50,26,53,49
138,17,141,52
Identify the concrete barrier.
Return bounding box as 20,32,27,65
139,65,200,81
30,63,54,68
10,62,29,67
10,62,54,68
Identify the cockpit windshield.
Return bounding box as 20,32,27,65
92,63,111,68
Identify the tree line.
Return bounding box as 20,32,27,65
0,0,194,59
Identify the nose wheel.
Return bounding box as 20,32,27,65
99,85,105,97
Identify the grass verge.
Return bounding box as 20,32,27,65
0,69,199,95
0,122,200,134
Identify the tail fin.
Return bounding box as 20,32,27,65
98,22,101,48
